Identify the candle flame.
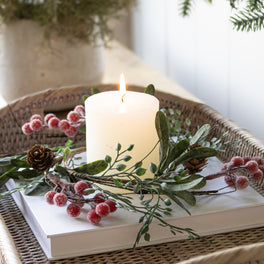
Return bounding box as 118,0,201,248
120,73,126,102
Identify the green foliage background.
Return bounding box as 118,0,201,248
0,0,135,44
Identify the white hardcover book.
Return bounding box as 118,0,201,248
5,157,264,260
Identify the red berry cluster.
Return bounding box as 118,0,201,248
44,179,117,224
221,156,264,189
87,194,117,225
21,105,85,137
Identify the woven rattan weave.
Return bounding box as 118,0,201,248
0,84,264,264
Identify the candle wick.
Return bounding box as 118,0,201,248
121,93,126,103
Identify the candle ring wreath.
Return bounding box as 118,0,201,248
1,85,263,247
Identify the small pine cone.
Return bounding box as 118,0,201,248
27,145,56,173
184,158,208,174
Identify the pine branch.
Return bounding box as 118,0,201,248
230,7,264,31
179,0,193,16
229,0,239,8
247,0,264,10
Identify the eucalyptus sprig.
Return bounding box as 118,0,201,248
0,109,224,247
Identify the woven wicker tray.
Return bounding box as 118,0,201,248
1,84,264,264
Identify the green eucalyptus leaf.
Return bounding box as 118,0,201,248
78,125,86,134
189,176,206,189
190,124,211,145
82,94,89,103
0,156,13,164
65,140,73,147
164,198,172,206
168,108,174,115
104,155,112,163
144,233,151,242
173,147,217,167
91,87,101,95
10,159,29,168
0,164,14,174
141,224,149,234
133,183,140,193
139,193,144,200
163,191,191,215
63,147,71,161
74,160,108,175
144,84,155,96
155,110,169,160
175,190,196,206
113,178,123,187
0,167,17,186
134,161,142,169
84,188,95,194
139,215,145,223
141,199,152,206
116,143,122,152
174,175,182,182
162,177,204,192
185,117,191,126
0,174,10,187
124,181,132,188
160,139,190,172
161,182,168,190
24,182,42,195
54,165,69,175
123,155,132,162
150,162,157,173
127,144,134,151
8,170,40,179
135,168,146,176
116,164,126,171
24,176,46,195
171,139,190,158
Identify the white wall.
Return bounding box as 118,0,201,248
131,0,264,141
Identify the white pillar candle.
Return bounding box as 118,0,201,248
85,75,159,185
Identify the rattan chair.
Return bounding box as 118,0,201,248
1,84,264,264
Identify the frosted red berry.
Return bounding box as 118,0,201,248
95,203,110,217
251,169,263,181
252,156,263,165
30,114,42,122
236,176,249,190
22,122,33,135
224,175,236,186
258,165,264,174
74,105,85,116
87,209,101,224
243,156,251,164
221,163,228,171
64,126,77,137
105,199,117,212
53,193,67,207
230,156,244,166
59,119,70,132
67,111,80,123
44,113,56,124
245,160,259,173
67,203,81,217
93,193,105,203
73,202,85,208
74,181,91,195
44,191,56,205
30,119,42,131
48,117,60,129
